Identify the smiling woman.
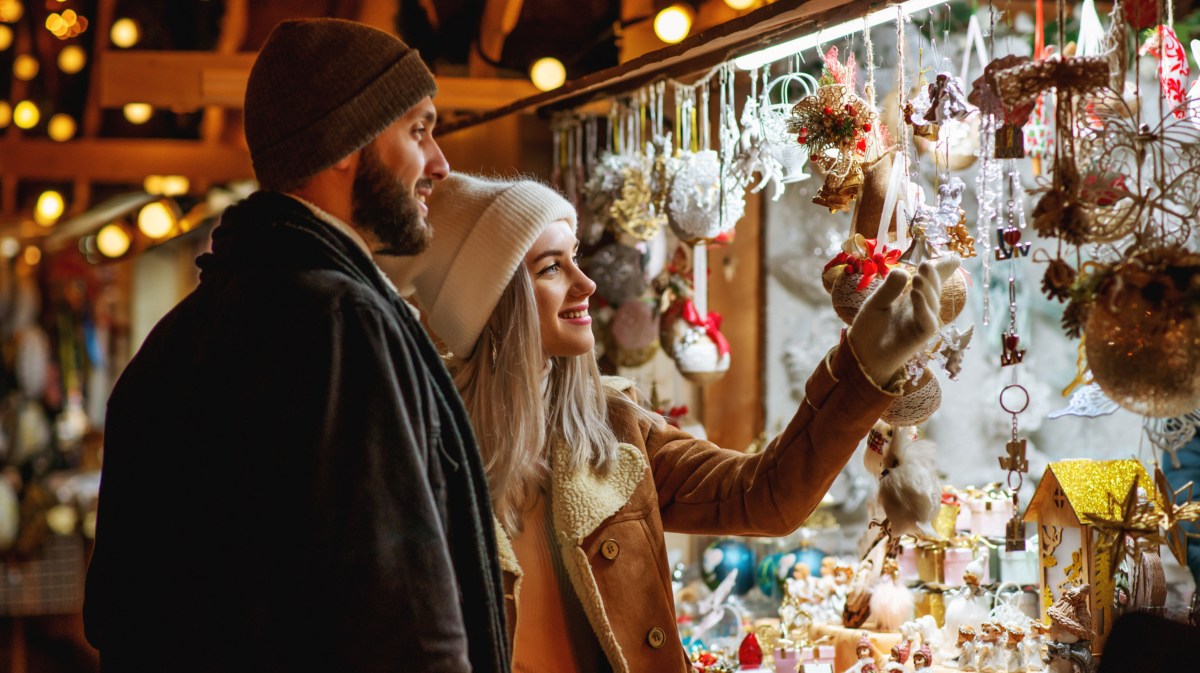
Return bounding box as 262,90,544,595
383,172,952,673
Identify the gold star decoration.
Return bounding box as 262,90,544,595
1083,480,1160,581
1153,467,1200,567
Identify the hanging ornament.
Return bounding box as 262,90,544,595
732,69,787,200
1139,25,1191,120
787,47,879,213
998,384,1030,552
585,243,646,305
823,235,902,325
1081,246,1200,417
660,297,732,384
610,299,660,368
880,368,943,426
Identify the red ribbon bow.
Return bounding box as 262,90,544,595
823,238,901,291
681,299,731,358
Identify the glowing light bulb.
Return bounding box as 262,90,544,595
0,237,19,259
35,190,64,226
13,100,38,129
0,25,12,51
97,224,131,258
0,101,10,128
123,103,153,124
529,57,567,92
23,246,41,266
47,113,76,141
110,17,139,48
137,201,176,239
724,0,757,9
159,175,189,196
653,4,693,44
13,54,38,80
58,45,85,73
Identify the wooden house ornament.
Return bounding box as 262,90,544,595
1021,459,1161,653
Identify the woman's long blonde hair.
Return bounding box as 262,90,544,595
450,265,644,533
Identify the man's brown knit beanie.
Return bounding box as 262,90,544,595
244,18,437,192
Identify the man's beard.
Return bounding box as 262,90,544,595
351,145,430,256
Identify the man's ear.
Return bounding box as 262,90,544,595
331,150,358,174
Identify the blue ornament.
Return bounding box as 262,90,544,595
756,552,782,597
774,546,829,596
793,546,828,576
701,538,757,596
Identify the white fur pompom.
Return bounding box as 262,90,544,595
878,429,941,537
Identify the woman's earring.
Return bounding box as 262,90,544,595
488,326,499,371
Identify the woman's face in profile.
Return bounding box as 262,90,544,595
523,220,597,358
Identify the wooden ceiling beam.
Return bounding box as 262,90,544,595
0,138,253,184
96,51,541,112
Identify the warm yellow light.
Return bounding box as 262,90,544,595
47,113,76,141
0,0,24,23
143,175,164,194
23,246,41,266
58,45,85,73
13,54,38,81
0,25,12,51
0,237,19,259
110,17,139,48
0,101,10,128
529,57,566,92
160,175,189,196
724,0,757,9
654,4,693,44
97,224,131,258
13,100,38,129
35,190,65,226
123,103,152,124
137,201,176,239
61,9,76,25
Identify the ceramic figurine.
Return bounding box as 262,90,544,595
883,639,911,672
1045,585,1096,673
912,642,933,672
1003,624,1026,672
843,633,880,673
976,622,1007,672
942,559,990,654
1023,621,1048,671
957,625,979,672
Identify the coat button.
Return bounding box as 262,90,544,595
601,538,620,560
647,626,666,648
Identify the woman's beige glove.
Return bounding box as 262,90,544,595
847,257,961,386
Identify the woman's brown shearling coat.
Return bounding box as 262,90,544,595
494,341,899,672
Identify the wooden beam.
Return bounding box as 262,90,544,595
98,52,257,109
96,51,541,112
0,138,253,183
438,0,878,135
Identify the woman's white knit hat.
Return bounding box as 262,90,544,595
406,173,577,358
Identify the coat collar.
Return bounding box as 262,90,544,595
549,440,647,544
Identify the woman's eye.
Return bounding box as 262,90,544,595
413,126,427,138
538,263,560,276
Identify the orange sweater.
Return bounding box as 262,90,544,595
511,492,606,673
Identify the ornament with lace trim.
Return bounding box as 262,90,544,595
667,149,746,243
823,235,902,324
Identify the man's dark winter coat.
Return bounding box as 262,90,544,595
84,192,509,673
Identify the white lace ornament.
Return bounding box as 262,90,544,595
667,149,745,243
